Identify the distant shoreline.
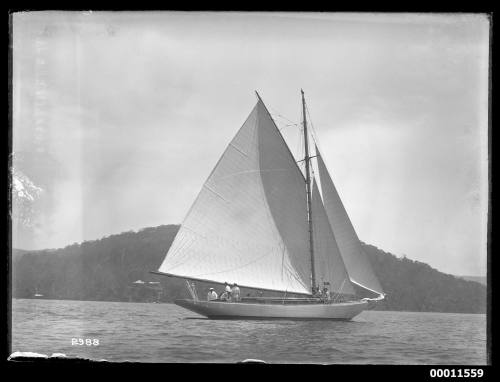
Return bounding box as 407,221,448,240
11,225,487,315
12,297,487,315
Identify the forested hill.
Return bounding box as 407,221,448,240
12,225,487,313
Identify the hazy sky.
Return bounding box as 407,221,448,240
12,12,489,276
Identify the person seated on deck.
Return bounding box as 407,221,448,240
322,287,331,303
231,283,241,302
325,288,331,301
219,290,230,302
317,286,321,295
207,288,218,301
313,286,322,298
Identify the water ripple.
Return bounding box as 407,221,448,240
11,299,487,364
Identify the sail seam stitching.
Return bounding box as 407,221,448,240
203,184,227,202
229,143,248,157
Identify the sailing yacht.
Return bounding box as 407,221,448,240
152,90,384,320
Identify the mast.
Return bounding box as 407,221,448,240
301,89,316,290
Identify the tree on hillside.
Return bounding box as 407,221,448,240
12,225,486,313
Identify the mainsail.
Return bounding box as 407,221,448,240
158,99,312,294
311,179,355,295
316,147,384,295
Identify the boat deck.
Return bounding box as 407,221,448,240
214,296,354,305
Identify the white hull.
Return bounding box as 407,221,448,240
175,299,370,320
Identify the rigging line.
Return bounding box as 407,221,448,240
282,289,288,304
295,123,305,174
268,114,301,131
267,105,299,125
296,124,302,153
304,101,321,151
282,259,309,292
278,123,300,131
270,115,297,129
258,95,307,182
333,278,347,302
270,113,298,126
282,250,293,291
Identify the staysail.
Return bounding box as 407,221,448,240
316,147,384,295
157,99,311,294
311,179,355,295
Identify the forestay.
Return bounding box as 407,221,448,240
316,147,384,295
311,179,355,295
158,100,311,294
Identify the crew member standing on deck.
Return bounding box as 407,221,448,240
223,282,232,301
231,283,241,302
207,288,218,301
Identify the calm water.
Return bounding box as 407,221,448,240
11,298,487,364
